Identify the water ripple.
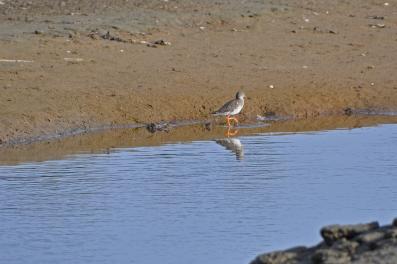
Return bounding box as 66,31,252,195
0,125,396,264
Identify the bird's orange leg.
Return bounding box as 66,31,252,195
226,115,231,127
228,129,239,137
225,127,239,137
230,116,239,126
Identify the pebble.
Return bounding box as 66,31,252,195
146,122,170,133
369,23,386,28
153,39,171,46
269,85,274,89
64,58,84,62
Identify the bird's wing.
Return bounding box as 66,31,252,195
213,99,237,114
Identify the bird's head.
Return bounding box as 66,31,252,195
236,91,246,100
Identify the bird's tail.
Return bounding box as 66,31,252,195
211,111,223,116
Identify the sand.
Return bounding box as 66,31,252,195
0,0,396,145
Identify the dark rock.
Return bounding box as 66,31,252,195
251,220,397,264
311,249,350,264
344,107,353,116
385,229,397,239
204,122,212,131
100,31,127,42
320,222,379,245
251,247,307,264
356,231,385,244
393,218,397,227
153,39,167,45
146,122,170,133
146,43,157,48
331,238,359,255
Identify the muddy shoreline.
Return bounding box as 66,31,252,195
0,110,395,148
1,0,397,146
1,114,397,165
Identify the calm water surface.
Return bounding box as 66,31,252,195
1,124,397,264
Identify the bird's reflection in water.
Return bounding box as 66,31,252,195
215,128,244,160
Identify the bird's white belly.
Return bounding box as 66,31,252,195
229,103,243,115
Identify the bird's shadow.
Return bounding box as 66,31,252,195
215,128,244,160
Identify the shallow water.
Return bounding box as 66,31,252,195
0,124,397,264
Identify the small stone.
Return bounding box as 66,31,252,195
146,122,170,133
153,40,171,46
384,2,389,6
369,23,386,28
344,107,353,116
269,85,274,89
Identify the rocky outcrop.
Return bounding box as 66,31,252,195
251,219,397,264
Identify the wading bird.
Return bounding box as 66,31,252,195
212,91,246,127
